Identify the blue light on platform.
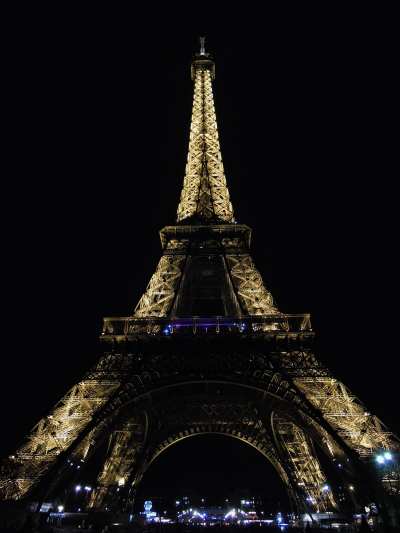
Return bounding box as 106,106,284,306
163,324,173,335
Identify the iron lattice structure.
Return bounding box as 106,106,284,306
1,42,399,522
177,58,234,223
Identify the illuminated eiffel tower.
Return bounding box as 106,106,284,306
1,39,399,525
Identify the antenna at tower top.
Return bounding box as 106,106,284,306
191,35,215,81
199,36,206,55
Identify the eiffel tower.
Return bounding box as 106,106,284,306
1,39,399,526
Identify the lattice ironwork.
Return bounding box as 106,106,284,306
294,378,399,457
274,416,337,513
145,399,293,503
1,41,399,525
226,254,278,315
89,418,145,509
0,376,120,500
176,63,234,223
134,255,186,317
102,314,312,340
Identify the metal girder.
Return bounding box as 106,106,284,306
1,43,399,522
85,395,342,515
134,255,186,317
145,399,293,500
273,415,337,513
177,67,234,223
89,417,146,509
294,377,399,458
226,254,278,315
0,375,120,500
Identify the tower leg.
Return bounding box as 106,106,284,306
89,415,147,511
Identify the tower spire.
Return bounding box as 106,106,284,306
199,36,206,55
176,41,234,224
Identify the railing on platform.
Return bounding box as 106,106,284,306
102,314,312,338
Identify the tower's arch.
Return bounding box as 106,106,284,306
134,431,293,514
85,378,349,515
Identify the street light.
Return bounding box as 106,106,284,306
375,451,396,494
375,451,393,464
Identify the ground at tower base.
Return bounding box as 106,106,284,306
0,513,383,533
0,498,395,532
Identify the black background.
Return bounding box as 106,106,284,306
1,7,398,499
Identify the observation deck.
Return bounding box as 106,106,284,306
101,314,313,344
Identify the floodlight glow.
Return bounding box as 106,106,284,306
376,455,385,464
322,484,330,492
384,451,393,461
57,505,64,512
75,484,81,492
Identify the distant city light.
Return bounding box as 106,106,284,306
349,485,355,491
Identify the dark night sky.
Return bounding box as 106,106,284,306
1,8,399,499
